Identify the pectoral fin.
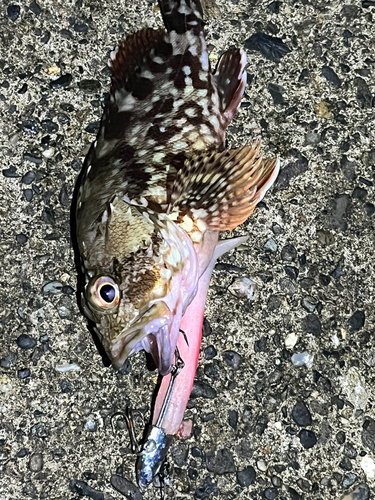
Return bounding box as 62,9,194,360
169,143,280,231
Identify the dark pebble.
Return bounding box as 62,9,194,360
365,202,374,216
352,187,367,200
194,476,218,500
16,448,28,458
60,28,72,39
71,158,83,172
228,410,238,430
222,350,241,369
339,457,353,471
16,233,28,244
50,74,72,89
202,317,212,337
60,379,72,393
23,152,42,164
2,166,19,178
18,368,31,379
41,119,58,133
268,83,284,105
292,401,312,427
353,77,373,108
302,313,322,336
171,443,188,467
336,431,346,444
281,244,297,261
267,295,280,311
18,83,27,94
332,395,345,409
204,345,217,360
23,189,33,201
191,447,203,458
349,310,365,331
188,468,198,480
110,476,142,499
22,171,36,184
118,358,132,375
205,449,235,474
267,1,281,14
69,479,104,500
29,2,41,15
245,32,291,62
235,467,256,489
59,183,70,206
83,472,98,481
362,418,375,451
204,362,219,380
359,177,373,187
299,429,317,449
0,352,17,369
79,79,101,92
42,206,55,225
264,487,279,499
85,121,101,134
342,473,357,489
254,336,267,352
7,4,20,21
191,381,217,399
321,66,341,86
284,266,299,280
62,285,75,295
21,120,39,134
60,102,74,112
16,333,36,350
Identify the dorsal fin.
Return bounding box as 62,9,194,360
169,143,280,231
110,28,166,91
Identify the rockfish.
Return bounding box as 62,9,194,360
75,0,279,489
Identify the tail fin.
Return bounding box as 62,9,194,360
158,0,204,34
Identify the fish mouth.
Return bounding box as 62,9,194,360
109,301,182,376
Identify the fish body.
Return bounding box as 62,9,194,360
75,0,279,488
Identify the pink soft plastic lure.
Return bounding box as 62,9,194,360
75,0,280,489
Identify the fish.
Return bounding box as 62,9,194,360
74,0,280,489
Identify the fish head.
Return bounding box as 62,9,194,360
79,196,199,376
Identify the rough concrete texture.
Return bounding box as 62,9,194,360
0,0,374,499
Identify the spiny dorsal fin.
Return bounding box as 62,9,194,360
169,143,279,231
110,28,166,91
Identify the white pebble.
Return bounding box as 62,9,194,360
55,363,81,372
257,459,267,472
291,352,314,369
228,277,256,299
360,455,375,479
285,331,299,349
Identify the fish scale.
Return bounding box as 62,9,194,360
75,0,279,465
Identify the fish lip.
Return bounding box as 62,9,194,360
108,301,174,373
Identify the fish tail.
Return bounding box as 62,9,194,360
158,0,204,33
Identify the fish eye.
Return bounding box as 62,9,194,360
88,276,120,310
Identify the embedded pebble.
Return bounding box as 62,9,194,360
264,487,279,499
16,233,28,244
245,33,291,62
69,479,104,500
285,331,299,349
360,456,375,479
237,465,256,487
204,345,217,360
257,459,268,472
43,281,63,294
16,334,36,350
340,367,368,409
299,429,317,449
17,368,31,379
55,363,81,372
110,475,142,500
264,238,278,252
191,381,217,399
228,277,255,299
29,453,43,472
292,401,312,427
222,350,241,370
349,310,365,331
205,448,236,474
0,352,17,369
194,476,218,499
291,352,314,368
7,4,20,21
340,484,370,500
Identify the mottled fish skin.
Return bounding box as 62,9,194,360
75,0,279,376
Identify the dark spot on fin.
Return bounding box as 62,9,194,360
213,48,247,125
169,144,279,230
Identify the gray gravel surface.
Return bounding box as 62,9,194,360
1,0,374,499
